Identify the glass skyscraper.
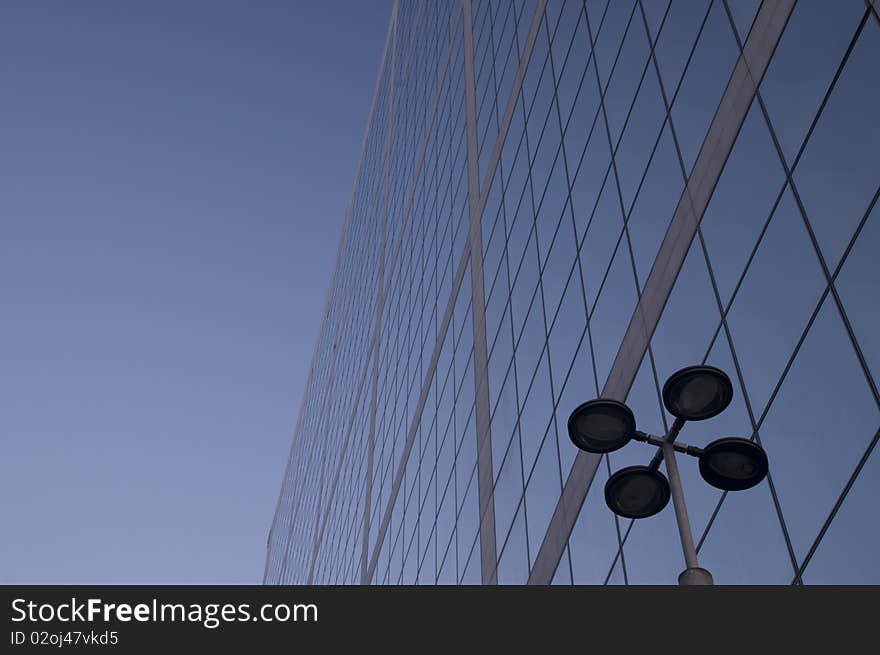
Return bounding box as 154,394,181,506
264,0,880,585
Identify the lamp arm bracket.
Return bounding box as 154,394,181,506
635,431,703,457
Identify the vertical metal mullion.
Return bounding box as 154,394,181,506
462,0,498,585
363,0,548,585
356,6,399,586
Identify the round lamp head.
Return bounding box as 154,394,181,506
604,465,670,519
699,437,768,491
662,365,733,421
567,399,635,454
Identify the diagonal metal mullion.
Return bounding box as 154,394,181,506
557,0,671,586
695,182,880,564
652,0,801,582
528,0,797,585
364,0,550,584
688,1,876,564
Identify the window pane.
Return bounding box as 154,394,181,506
700,103,785,306
725,188,825,415
697,479,794,584
524,420,563,567
792,18,880,271
758,297,879,562
497,502,529,584
759,0,864,163
835,199,880,385
802,436,880,584
669,0,738,174
568,459,620,584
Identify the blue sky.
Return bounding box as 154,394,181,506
0,1,390,583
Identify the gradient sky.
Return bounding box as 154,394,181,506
0,1,390,583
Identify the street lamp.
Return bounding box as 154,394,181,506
566,365,769,586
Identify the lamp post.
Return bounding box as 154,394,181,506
567,365,769,586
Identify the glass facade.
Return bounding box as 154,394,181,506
265,0,880,585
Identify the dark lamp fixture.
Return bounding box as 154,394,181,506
662,365,733,421
604,465,671,519
567,399,635,454
698,437,769,491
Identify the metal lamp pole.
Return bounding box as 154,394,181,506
637,418,713,585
